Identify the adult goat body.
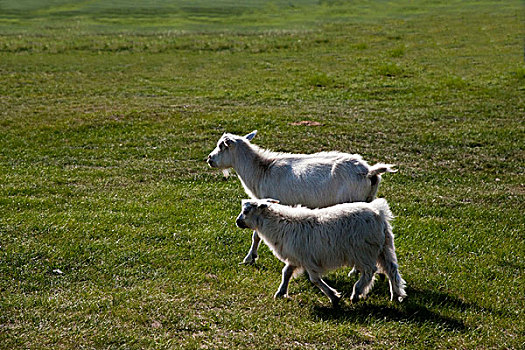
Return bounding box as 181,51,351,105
207,131,396,264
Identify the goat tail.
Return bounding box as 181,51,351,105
368,163,397,178
365,164,396,202
373,199,407,302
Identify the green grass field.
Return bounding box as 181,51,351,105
1,0,524,348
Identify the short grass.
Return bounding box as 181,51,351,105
1,0,524,348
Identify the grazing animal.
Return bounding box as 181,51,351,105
235,198,407,305
207,130,396,264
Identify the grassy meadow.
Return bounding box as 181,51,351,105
1,0,524,348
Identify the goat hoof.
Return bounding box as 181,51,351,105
274,292,288,299
241,255,257,265
331,297,341,308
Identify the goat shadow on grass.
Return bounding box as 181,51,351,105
311,280,471,332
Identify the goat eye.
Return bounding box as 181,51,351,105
219,142,226,150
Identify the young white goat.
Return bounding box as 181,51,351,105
207,130,396,264
235,198,407,305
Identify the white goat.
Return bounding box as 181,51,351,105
207,130,396,264
235,198,407,305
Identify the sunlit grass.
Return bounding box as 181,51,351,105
1,0,523,348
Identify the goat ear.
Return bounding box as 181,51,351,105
223,137,235,147
245,130,257,140
258,203,269,209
